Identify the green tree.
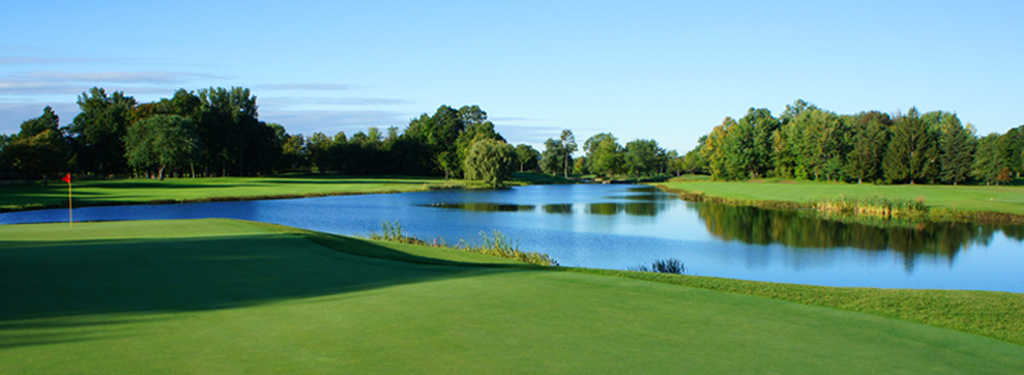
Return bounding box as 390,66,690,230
559,130,577,178
514,144,540,172
797,108,847,181
742,108,780,178
623,139,665,177
583,133,623,177
666,150,685,176
3,107,70,184
845,112,890,184
124,114,199,180
722,119,754,180
196,87,259,176
883,108,938,184
278,132,307,171
404,105,467,176
306,132,333,172
69,87,137,176
999,126,1024,178
972,133,1005,185
463,137,515,187
938,118,976,185
681,148,705,174
540,138,567,176
702,118,734,180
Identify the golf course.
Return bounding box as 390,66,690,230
2,219,1022,374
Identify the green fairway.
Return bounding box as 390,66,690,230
0,175,471,212
1,220,1021,373
659,177,1024,216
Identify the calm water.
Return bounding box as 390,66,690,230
3,184,1023,292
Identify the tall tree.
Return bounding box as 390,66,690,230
938,117,976,185
972,133,1006,185
702,118,734,179
306,132,333,172
883,108,938,184
999,125,1024,178
514,144,540,172
2,107,70,184
69,87,137,176
463,138,515,187
124,114,199,180
623,139,665,177
742,108,780,178
722,119,754,180
844,111,890,184
559,130,577,178
583,133,622,177
540,138,567,176
797,108,847,181
196,87,259,176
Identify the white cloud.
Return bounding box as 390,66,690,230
258,83,358,91
16,71,226,84
259,97,412,108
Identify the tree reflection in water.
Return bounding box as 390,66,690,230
691,202,1020,271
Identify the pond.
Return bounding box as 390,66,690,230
2,184,1022,293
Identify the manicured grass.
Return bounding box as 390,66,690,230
0,175,471,212
658,176,1024,216
1,219,1022,373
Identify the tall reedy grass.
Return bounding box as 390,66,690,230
368,221,558,266
812,195,928,220
628,258,685,274
369,220,428,245
455,230,560,267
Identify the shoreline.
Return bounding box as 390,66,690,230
654,184,1024,226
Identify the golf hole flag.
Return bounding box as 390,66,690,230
63,173,73,227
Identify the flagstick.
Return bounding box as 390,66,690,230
68,179,73,228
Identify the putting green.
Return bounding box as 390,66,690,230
1,220,1021,374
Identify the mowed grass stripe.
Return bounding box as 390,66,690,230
1,219,1021,374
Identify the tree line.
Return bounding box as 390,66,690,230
0,86,685,187
682,99,1024,186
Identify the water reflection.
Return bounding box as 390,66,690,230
422,203,536,212
432,201,670,217
692,202,1020,271
543,204,574,214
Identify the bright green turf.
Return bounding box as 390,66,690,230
0,175,469,212
1,219,1022,374
659,177,1024,216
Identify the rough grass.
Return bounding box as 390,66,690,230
1,219,1022,374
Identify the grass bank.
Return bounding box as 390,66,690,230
1,219,1021,373
0,174,485,213
658,176,1024,224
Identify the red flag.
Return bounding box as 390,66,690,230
62,173,71,184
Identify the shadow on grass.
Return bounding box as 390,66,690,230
0,233,519,348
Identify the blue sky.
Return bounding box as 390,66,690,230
2,0,1021,153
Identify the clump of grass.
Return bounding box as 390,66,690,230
368,221,558,266
812,195,928,219
370,220,427,245
456,230,560,267
628,258,685,274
